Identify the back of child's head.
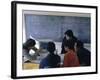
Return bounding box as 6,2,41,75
47,42,56,53
64,40,75,50
76,40,84,48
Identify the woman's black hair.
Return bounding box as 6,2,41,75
47,42,56,53
64,29,73,37
23,38,36,50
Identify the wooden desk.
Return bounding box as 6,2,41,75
23,63,39,70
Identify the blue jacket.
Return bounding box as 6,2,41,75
39,53,60,68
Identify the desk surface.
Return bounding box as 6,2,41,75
23,53,64,70
23,63,39,70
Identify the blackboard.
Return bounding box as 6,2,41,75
24,14,90,43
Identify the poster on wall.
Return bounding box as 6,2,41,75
11,1,98,79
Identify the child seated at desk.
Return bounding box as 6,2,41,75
39,42,61,68
62,40,80,67
23,38,40,63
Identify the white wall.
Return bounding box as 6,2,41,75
0,0,99,80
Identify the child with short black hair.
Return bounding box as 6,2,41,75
39,42,61,68
63,40,80,67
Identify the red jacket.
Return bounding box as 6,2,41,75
63,50,80,67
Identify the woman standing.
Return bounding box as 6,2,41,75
61,29,77,54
